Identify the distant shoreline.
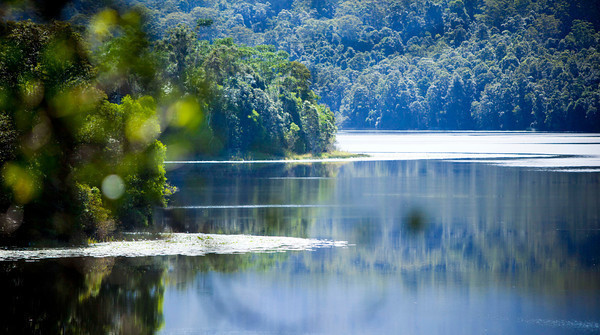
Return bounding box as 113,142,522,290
165,150,368,164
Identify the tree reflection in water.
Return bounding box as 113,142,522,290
0,257,165,334
2,159,600,334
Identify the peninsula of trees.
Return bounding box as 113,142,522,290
0,3,335,244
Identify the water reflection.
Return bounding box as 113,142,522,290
2,159,600,334
0,257,165,334
162,160,600,278
160,162,341,236
330,160,600,276
158,159,600,333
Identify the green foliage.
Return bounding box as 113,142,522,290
89,9,159,102
76,183,115,241
0,2,338,243
156,26,336,158
0,18,173,244
102,0,600,131
196,18,213,28
76,95,175,231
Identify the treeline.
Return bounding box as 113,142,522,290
73,0,600,131
0,4,334,244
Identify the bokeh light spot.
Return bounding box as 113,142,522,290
101,174,125,200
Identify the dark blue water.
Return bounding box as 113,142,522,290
1,159,599,334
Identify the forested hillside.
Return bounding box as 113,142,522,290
58,0,600,131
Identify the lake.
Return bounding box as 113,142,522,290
2,131,600,334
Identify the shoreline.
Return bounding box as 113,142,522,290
164,150,368,164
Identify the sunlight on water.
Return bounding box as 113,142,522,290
337,131,600,169
0,233,348,261
165,131,600,170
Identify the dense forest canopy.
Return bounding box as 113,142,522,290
155,31,335,159
0,1,335,244
0,18,175,244
45,0,600,131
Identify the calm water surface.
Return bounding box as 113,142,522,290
2,132,600,334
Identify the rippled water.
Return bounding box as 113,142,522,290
1,132,599,334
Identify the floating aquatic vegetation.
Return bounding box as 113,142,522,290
0,233,349,261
